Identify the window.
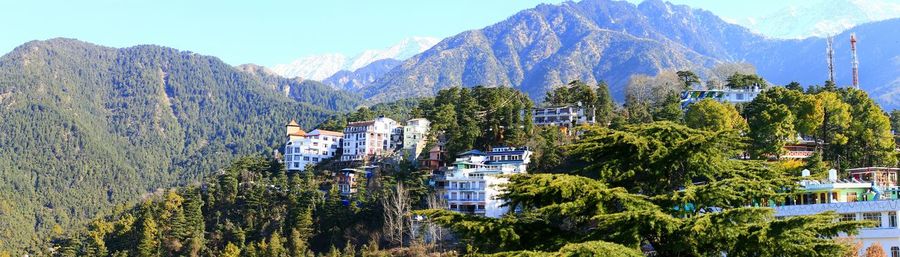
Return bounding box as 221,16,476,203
303,157,310,161
863,212,881,224
848,192,858,202
892,247,899,257
286,155,293,162
891,212,898,228
312,157,319,162
840,213,856,222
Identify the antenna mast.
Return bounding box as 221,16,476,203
850,33,860,89
826,35,835,83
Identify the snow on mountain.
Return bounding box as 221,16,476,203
736,0,900,39
271,36,439,80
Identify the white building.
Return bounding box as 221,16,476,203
680,87,762,108
438,147,532,218
284,120,344,171
402,118,430,161
532,105,595,128
775,200,900,256
341,116,400,161
774,168,900,256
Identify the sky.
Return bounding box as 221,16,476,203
0,0,809,66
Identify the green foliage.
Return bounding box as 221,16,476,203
725,73,768,89
684,99,747,132
420,122,867,256
416,86,534,159
745,89,797,159
567,122,745,195
595,81,616,126
0,39,355,253
676,70,701,90
544,80,598,107
841,89,897,167
51,156,390,256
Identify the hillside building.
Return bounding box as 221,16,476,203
436,146,532,218
283,120,344,171
402,118,431,161
341,116,400,161
773,168,900,255
680,87,762,108
532,104,595,128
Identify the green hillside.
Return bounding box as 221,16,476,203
0,38,357,252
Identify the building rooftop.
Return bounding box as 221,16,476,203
309,129,344,137
288,130,306,137
287,119,300,127
348,120,376,127
457,150,486,156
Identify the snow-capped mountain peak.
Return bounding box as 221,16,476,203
736,0,900,39
271,36,439,80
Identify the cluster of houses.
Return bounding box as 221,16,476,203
283,95,897,254
282,115,539,218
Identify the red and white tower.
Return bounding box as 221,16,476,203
850,33,860,89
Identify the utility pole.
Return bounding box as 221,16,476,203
851,33,860,89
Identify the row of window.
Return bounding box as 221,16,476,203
839,212,898,228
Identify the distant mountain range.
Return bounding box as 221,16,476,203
734,0,900,39
355,0,900,110
270,36,439,81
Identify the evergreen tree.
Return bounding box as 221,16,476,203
842,89,897,167
785,81,804,91
595,81,615,126
676,70,701,89
221,243,241,257
684,99,747,132
745,91,796,159
267,232,288,257
138,216,160,257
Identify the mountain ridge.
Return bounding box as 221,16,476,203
0,38,354,252
360,0,900,109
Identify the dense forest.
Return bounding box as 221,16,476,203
47,74,898,256
0,38,360,253
0,36,896,256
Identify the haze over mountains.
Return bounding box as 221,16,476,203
734,0,900,39
270,36,439,80
352,0,900,109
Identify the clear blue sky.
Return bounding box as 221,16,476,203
2,0,792,66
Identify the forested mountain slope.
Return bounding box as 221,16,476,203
363,0,900,110
0,38,350,252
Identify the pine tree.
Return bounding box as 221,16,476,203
221,242,241,257
595,81,615,126
267,232,288,257
138,216,160,257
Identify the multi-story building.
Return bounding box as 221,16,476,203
680,87,763,108
403,118,430,161
774,168,900,255
283,120,344,171
437,147,532,218
336,166,375,195
532,105,595,128
341,116,400,161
